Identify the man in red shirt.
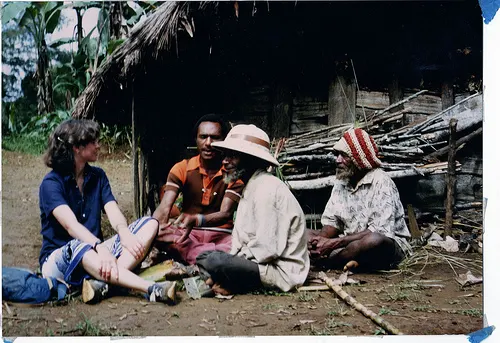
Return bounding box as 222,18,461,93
153,114,244,265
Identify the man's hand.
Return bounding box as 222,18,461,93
95,244,119,282
308,236,343,258
118,226,145,260
175,213,198,244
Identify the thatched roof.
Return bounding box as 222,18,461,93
73,1,482,125
73,1,217,121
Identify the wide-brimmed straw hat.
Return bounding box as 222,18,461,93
212,124,279,167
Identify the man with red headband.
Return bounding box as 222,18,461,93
308,128,412,271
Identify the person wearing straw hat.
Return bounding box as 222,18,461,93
195,124,310,295
308,128,412,271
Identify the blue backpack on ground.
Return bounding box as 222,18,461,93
2,267,68,304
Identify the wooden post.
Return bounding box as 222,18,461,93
444,118,458,237
407,204,421,238
441,80,455,110
388,75,404,113
328,64,356,126
132,93,140,218
270,83,291,139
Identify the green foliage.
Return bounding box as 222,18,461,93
459,308,482,317
2,109,71,155
2,1,160,154
378,307,398,316
99,123,132,153
296,291,319,302
75,315,103,336
251,288,291,296
2,134,47,155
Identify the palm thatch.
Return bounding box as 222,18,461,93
73,1,216,120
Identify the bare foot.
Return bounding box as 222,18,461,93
205,277,214,286
343,260,359,272
212,283,232,296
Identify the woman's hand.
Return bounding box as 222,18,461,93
95,244,119,282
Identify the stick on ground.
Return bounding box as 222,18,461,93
318,272,404,335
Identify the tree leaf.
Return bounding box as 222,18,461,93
45,2,63,34
19,7,37,29
107,39,125,55
79,26,97,53
49,37,76,48
41,1,58,16
1,2,30,24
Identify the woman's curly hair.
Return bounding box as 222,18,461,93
43,119,100,174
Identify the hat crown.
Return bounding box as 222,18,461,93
211,124,279,166
227,124,271,148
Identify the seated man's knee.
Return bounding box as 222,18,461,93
361,232,392,249
196,251,226,270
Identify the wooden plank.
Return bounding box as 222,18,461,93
356,90,390,109
402,92,442,115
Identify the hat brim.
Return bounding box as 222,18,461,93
212,140,280,167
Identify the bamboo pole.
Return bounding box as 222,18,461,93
444,119,458,237
318,272,404,335
370,90,427,119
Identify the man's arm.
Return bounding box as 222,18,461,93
152,189,179,228
198,196,238,226
176,196,238,243
315,225,340,238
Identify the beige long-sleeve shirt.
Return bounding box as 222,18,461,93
230,170,310,292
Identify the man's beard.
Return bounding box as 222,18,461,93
335,163,357,181
224,168,246,184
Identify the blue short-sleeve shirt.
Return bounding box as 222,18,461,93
38,164,116,267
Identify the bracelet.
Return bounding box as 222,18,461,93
196,214,205,227
92,239,102,251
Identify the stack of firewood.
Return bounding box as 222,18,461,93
275,91,482,190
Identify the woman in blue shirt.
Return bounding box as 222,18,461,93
39,119,176,304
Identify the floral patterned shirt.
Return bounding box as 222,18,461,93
321,168,412,256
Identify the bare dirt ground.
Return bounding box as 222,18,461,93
2,149,483,337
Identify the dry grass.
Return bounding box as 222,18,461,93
395,246,482,277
